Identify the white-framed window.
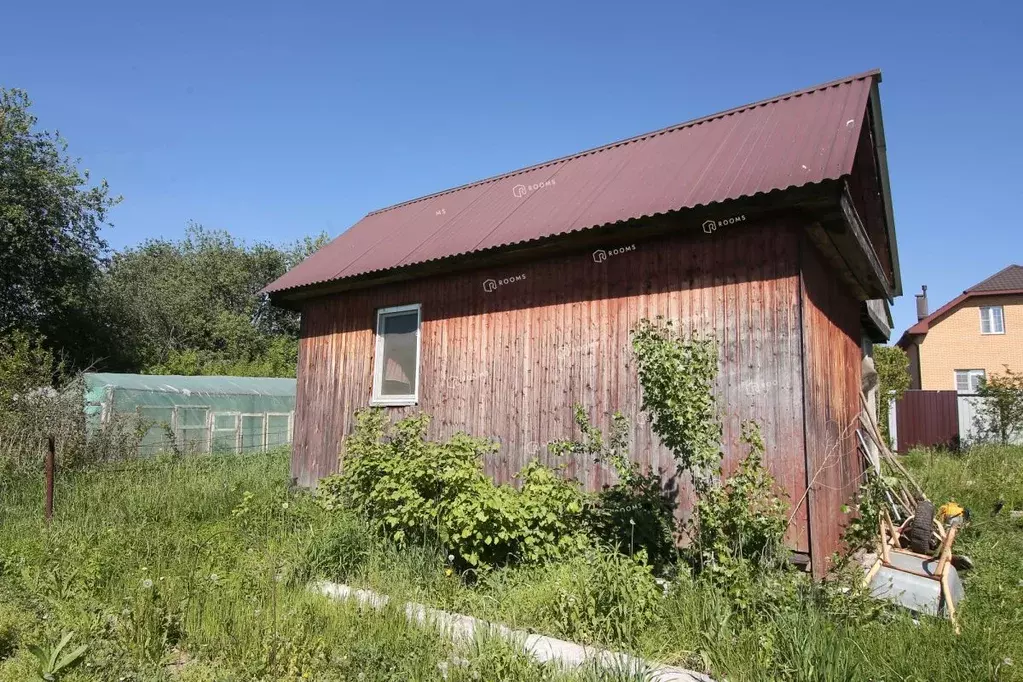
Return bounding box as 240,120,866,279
954,369,986,394
372,304,421,406
211,412,241,453
980,305,1005,334
174,405,210,452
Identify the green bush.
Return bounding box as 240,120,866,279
693,422,789,577
874,345,910,446
320,410,590,569
549,406,676,569
630,319,789,578
974,366,1023,445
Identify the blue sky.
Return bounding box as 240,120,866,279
3,0,1020,338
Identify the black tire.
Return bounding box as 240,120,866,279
907,500,935,554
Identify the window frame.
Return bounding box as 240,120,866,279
371,303,422,407
265,412,294,447
210,411,241,453
173,405,211,453
954,369,986,394
240,413,267,451
979,305,1005,335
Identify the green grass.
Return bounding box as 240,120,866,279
0,452,618,681
324,446,1023,682
2,446,1022,681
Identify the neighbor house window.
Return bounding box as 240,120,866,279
980,305,1005,334
954,369,985,394
372,304,421,405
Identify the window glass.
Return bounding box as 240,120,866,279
266,414,292,448
955,369,985,394
175,407,209,452
212,413,239,453
376,307,420,400
980,306,1005,334
242,415,265,451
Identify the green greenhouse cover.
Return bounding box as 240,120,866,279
84,373,297,397
84,373,296,456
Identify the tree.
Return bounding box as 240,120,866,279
874,345,910,445
974,367,1023,445
0,89,120,363
98,224,327,377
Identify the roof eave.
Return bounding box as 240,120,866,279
867,76,902,297
267,183,843,306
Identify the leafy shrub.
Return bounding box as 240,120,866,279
320,410,589,569
973,366,1023,445
694,422,789,577
874,345,910,446
630,319,789,578
550,406,677,569
841,470,892,551
630,319,722,481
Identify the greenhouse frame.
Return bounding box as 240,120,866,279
84,373,296,456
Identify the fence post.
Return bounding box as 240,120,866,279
45,436,55,525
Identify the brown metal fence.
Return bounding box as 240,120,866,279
895,390,960,451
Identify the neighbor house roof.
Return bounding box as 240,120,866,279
898,264,1023,345
967,264,1023,292
266,70,883,296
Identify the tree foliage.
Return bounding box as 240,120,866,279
874,345,911,444
0,88,120,362
0,87,330,379
0,332,58,408
630,319,789,576
97,224,327,376
630,318,722,482
974,366,1023,445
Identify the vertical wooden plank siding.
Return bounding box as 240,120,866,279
294,220,811,551
799,237,866,576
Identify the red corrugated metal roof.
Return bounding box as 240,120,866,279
266,70,880,295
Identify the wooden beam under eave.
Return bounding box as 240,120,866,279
838,183,894,302
803,183,894,304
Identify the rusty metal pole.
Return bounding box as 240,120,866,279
45,436,55,525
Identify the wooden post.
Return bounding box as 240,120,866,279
44,436,55,525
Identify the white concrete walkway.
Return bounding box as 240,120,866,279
312,580,713,682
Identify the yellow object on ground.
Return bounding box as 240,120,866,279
938,502,964,522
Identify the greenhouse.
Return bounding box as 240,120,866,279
84,373,296,456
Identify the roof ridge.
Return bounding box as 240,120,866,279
966,263,1023,292
365,69,881,218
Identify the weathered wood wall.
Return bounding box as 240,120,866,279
800,237,866,575
294,218,814,551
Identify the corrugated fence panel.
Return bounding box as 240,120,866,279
895,390,959,450
294,219,811,551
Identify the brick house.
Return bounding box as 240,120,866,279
898,265,1023,391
